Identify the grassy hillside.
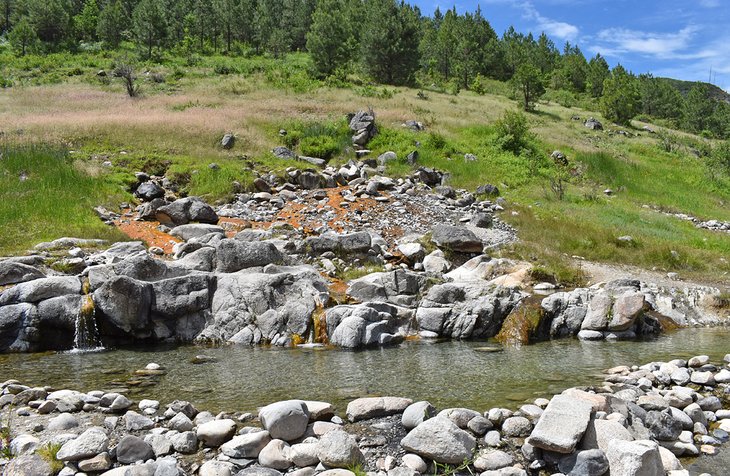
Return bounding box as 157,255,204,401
1,52,728,284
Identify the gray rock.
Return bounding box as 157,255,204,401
235,468,283,476
57,427,109,461
170,224,225,241
0,261,45,286
93,275,152,334
431,225,482,253
0,276,81,305
221,431,271,458
346,396,412,422
474,450,513,471
289,442,319,467
10,434,39,455
168,412,194,432
645,410,682,441
502,416,532,437
558,449,609,476
259,400,310,442
402,401,436,430
258,439,292,470
125,410,155,431
116,435,155,464
605,439,663,476
136,182,165,201
197,419,237,447
400,417,476,465
78,452,112,472
2,454,53,476
152,274,213,318
222,133,235,149
169,431,198,454
526,395,593,453
316,430,364,468
216,239,284,273
156,196,219,226
48,413,79,431
422,250,450,274
581,418,633,452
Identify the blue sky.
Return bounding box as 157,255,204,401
413,0,730,91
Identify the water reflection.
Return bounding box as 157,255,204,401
0,328,728,414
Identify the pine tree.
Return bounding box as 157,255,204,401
683,83,715,134
511,63,545,111
8,16,37,54
306,0,352,77
96,0,125,48
132,0,168,58
360,0,421,85
585,53,609,98
74,0,99,41
600,65,640,125
25,0,70,45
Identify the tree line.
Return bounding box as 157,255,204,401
1,0,728,138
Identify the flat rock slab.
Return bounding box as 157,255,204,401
527,394,593,453
346,396,413,422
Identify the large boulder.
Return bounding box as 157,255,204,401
416,281,524,339
605,440,663,476
0,276,81,306
305,232,371,255
215,240,284,273
347,270,426,307
400,417,476,465
326,303,404,348
156,196,219,226
93,275,153,336
527,395,593,454
430,225,482,253
0,261,45,286
151,274,213,318
199,266,327,345
57,427,109,461
259,401,310,442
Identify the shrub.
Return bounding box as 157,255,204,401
300,135,340,160
494,109,532,154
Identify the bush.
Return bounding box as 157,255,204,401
470,73,487,95
300,135,340,160
494,109,532,154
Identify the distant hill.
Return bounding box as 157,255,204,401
660,77,730,103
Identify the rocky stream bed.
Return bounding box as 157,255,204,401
1,110,729,475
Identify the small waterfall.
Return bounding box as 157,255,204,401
70,294,104,353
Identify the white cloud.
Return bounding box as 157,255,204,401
592,25,699,59
518,1,579,41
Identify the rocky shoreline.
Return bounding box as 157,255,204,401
2,353,730,476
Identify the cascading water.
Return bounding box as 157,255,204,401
70,294,104,353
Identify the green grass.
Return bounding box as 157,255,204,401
36,443,63,473
0,144,128,254
0,50,728,285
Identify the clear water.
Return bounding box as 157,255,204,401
1,328,727,415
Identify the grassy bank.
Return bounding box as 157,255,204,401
0,52,728,284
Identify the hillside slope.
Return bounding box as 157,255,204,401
1,54,728,285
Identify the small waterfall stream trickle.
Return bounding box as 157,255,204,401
70,294,104,353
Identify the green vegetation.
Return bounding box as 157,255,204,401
37,442,64,473
0,37,727,283
0,145,128,254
